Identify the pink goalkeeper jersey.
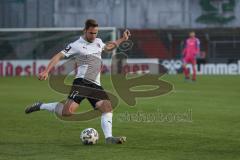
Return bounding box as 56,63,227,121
183,37,200,59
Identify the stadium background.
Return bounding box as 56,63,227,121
0,0,240,160
1,0,240,76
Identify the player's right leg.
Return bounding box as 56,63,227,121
182,65,190,81
25,79,84,115
25,99,79,117
182,57,192,81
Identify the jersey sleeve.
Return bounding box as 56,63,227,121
98,38,106,51
61,42,78,58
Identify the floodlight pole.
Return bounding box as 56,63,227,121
123,0,127,29
36,0,40,27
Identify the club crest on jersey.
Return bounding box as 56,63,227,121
97,43,101,48
64,45,72,52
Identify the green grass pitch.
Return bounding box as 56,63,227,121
0,75,239,160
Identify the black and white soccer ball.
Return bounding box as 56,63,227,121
80,128,99,145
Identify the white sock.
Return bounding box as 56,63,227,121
101,112,113,138
40,102,64,116
39,102,64,117
40,102,58,112
54,103,64,116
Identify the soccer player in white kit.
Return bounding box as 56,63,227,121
25,19,131,144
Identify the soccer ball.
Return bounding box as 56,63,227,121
80,128,99,145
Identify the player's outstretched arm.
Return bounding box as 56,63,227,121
104,29,131,51
38,52,65,80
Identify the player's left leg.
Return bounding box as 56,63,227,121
87,83,126,144
191,59,197,81
95,100,126,144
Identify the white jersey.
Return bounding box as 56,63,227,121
61,36,105,86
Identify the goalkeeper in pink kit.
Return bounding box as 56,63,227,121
182,31,200,81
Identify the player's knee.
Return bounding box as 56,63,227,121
96,100,112,113
62,104,75,116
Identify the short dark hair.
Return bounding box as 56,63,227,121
84,19,98,30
